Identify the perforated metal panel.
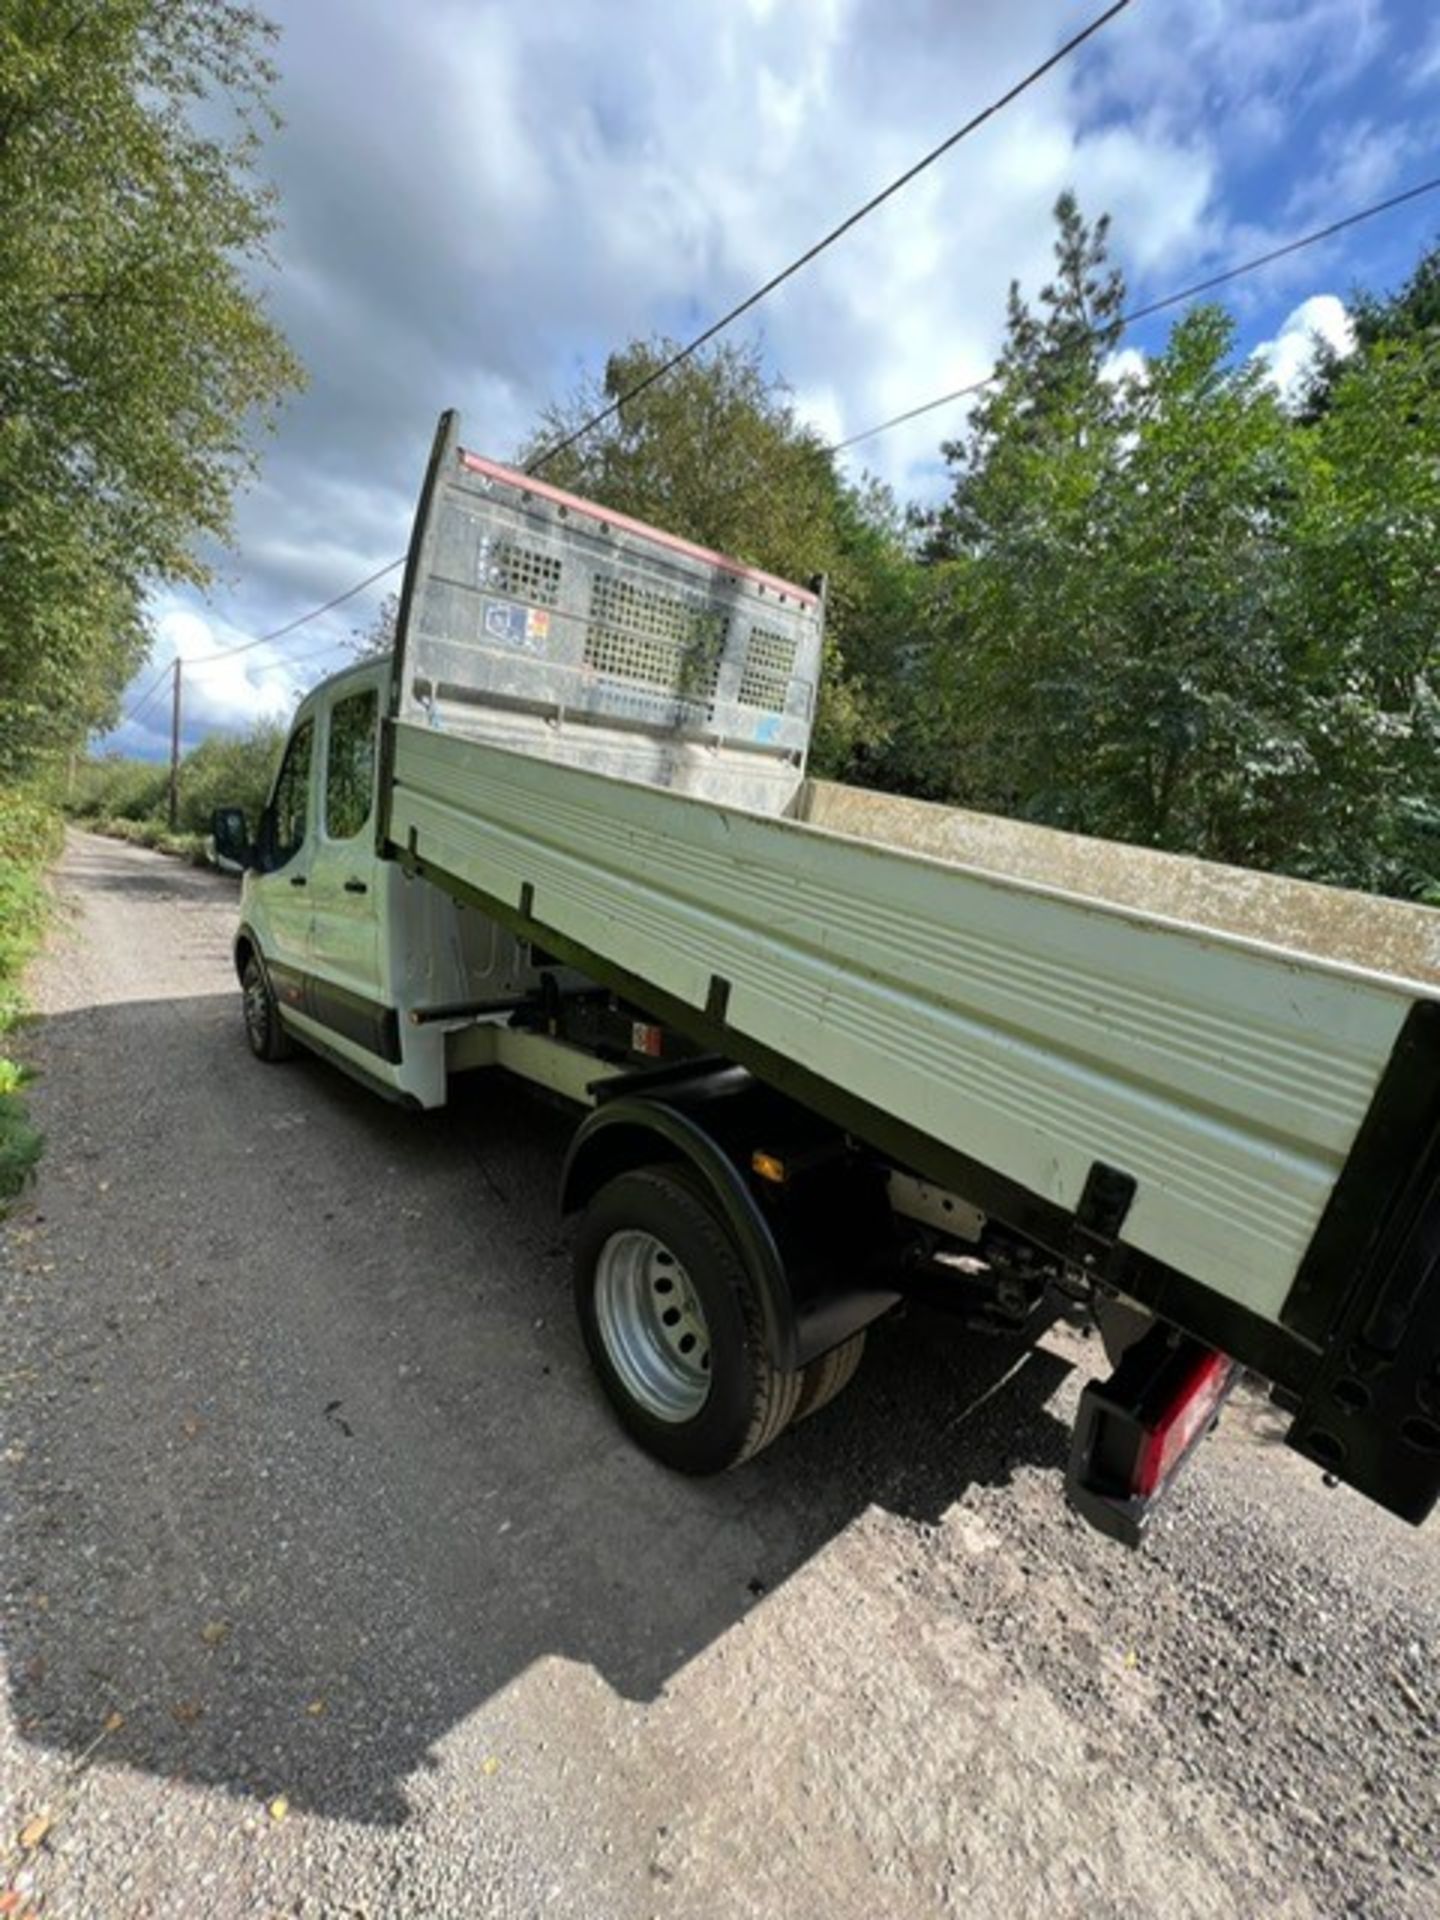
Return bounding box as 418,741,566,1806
738,626,799,711
393,416,824,814
480,538,562,607
583,576,727,709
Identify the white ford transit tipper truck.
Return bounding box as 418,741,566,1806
213,410,1440,1544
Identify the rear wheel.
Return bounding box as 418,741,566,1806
792,1329,867,1424
241,953,295,1063
574,1165,801,1474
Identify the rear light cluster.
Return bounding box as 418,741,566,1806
1067,1325,1236,1545
1132,1348,1234,1498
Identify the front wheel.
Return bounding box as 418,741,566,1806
573,1165,801,1474
241,953,295,1063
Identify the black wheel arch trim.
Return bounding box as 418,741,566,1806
233,922,262,983
561,1095,798,1372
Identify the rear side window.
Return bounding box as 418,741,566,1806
270,718,313,866
325,689,378,840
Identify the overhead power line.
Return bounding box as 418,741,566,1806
117,632,359,738
184,634,357,679
829,370,995,455
113,573,392,734
830,170,1440,453
115,659,174,732
525,0,1134,474
197,554,405,662
1121,172,1440,324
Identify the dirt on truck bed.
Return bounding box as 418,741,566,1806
1,829,1437,1920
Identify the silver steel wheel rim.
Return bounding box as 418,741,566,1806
593,1228,712,1423
243,970,269,1049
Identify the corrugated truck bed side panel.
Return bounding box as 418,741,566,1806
388,723,1416,1328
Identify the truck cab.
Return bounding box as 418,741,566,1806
226,656,552,1108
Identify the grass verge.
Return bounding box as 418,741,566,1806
85,816,210,865
0,790,63,1211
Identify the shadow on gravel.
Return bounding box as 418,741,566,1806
3,987,1074,1828
55,852,237,899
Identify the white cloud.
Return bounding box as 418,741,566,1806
1079,0,1388,155
240,0,1235,497
104,0,1421,737
1406,17,1440,89
791,382,846,448
1101,346,1148,387
1250,292,1356,400
101,603,365,761
1283,115,1414,225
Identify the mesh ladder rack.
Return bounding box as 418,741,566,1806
393,417,825,815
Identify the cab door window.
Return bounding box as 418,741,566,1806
268,718,314,867
324,689,378,841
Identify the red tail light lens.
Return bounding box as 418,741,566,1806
1132,1348,1235,1498
1067,1326,1238,1545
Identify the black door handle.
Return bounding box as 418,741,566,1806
344,878,368,895
289,874,307,887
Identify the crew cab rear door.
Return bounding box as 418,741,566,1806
308,677,383,1010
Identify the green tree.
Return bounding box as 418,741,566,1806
1082,308,1303,857
173,720,286,833
903,194,1130,817
925,192,1126,554
525,340,837,576
909,196,1440,898
521,338,906,775
1351,234,1440,350
62,718,284,833
817,476,926,782
1286,333,1440,895
62,754,170,824
0,1,302,782
1299,233,1439,418
349,590,399,659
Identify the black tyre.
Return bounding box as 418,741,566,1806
241,952,295,1063
792,1329,867,1425
573,1164,802,1474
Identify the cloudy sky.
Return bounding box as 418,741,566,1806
108,0,1440,758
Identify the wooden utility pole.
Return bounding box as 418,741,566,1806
168,657,182,831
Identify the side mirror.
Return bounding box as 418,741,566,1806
211,806,251,873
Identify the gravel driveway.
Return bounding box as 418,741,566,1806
1,829,1437,1918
